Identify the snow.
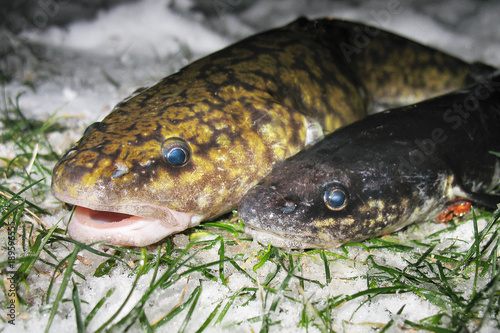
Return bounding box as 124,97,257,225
1,0,499,332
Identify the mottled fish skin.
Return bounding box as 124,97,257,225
51,17,495,247
239,74,500,249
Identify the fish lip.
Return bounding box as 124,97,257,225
53,192,200,247
65,207,180,247
244,225,340,250
52,190,187,223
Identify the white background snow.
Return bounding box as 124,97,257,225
1,0,500,332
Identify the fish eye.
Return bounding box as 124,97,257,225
324,184,349,211
162,138,191,167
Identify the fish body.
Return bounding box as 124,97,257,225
51,17,494,247
239,74,500,249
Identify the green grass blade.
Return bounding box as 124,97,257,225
319,250,331,284
178,285,203,333
85,288,115,328
261,253,297,333
72,280,86,333
15,221,60,283
194,299,224,332
218,236,227,286
253,243,273,273
94,248,149,332
44,244,81,333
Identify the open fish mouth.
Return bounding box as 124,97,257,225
62,204,199,247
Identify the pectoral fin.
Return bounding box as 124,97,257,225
438,198,472,223
438,190,500,223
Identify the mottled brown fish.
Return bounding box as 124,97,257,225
51,17,494,246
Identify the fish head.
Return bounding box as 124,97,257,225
51,79,310,247
239,136,430,249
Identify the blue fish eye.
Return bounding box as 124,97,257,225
162,138,190,167
167,147,187,165
324,184,349,211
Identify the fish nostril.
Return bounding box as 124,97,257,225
280,200,296,214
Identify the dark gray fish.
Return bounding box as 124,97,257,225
239,74,500,249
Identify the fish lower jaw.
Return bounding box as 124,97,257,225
65,206,202,247
244,226,341,249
